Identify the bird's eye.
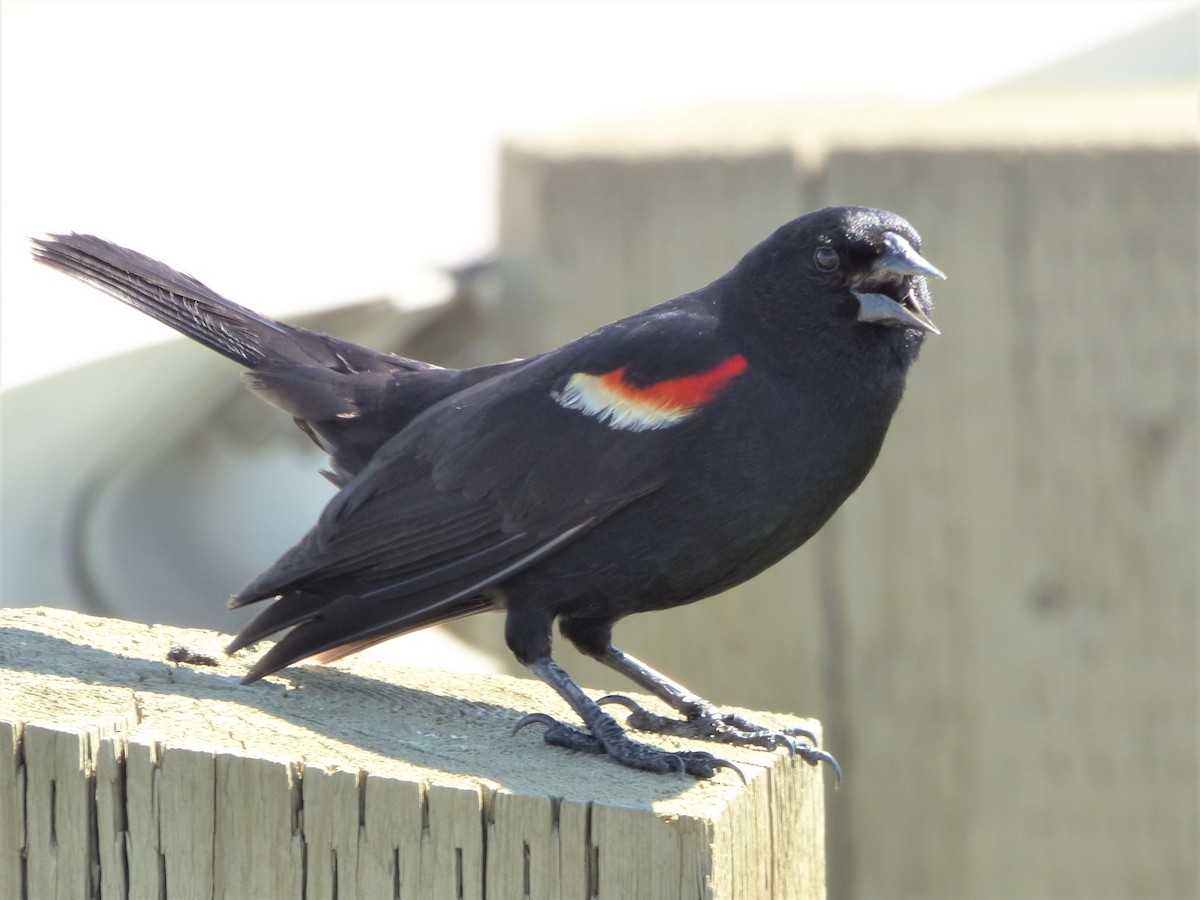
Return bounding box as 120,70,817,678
813,246,840,272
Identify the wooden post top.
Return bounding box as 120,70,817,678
0,606,826,899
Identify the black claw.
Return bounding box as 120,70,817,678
781,724,820,745
511,712,559,736
799,746,843,787
704,757,746,784
669,753,706,777
774,733,799,756
596,693,647,714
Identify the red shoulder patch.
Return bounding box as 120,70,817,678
557,354,748,431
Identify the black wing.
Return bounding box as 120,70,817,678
228,305,743,680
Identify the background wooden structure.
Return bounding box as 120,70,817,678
440,89,1199,899
0,607,826,900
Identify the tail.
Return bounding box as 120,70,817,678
31,233,417,374
32,233,525,483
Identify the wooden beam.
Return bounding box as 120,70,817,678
0,607,826,899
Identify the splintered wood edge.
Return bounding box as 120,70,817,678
0,607,826,899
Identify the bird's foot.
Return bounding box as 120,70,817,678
597,694,841,784
512,711,745,781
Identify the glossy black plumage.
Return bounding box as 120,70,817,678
32,206,942,779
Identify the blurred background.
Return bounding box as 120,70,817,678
2,2,1195,897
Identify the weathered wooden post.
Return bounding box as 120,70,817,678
0,607,826,899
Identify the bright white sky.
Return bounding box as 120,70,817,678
0,0,1190,386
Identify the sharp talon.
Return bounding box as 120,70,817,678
596,694,645,714
800,746,843,787
511,712,558,736
784,725,819,745
777,734,799,756
828,755,844,788
710,758,747,785
664,753,686,775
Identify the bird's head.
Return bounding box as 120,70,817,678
730,206,945,360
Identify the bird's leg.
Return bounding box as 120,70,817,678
512,657,743,780
595,645,840,780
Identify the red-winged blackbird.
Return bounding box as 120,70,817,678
33,206,942,780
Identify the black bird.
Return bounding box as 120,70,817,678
32,206,943,779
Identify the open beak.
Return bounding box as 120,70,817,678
854,231,946,335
